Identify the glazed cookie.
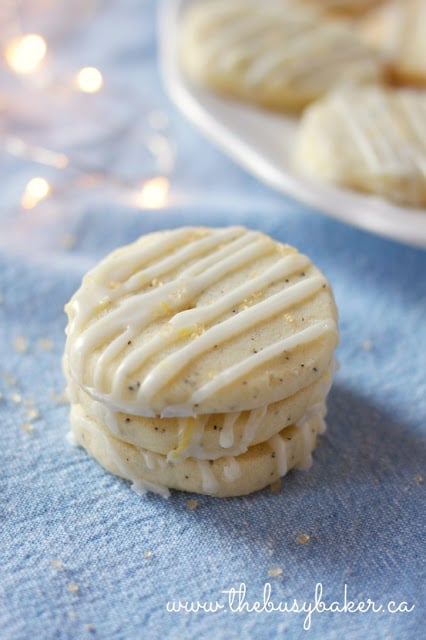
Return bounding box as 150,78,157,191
293,86,426,207
64,226,338,417
65,368,333,460
179,0,384,112
301,0,384,16
70,403,325,498
390,0,426,86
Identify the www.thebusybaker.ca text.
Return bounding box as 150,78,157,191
166,582,415,630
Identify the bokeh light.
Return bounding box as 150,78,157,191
5,34,47,74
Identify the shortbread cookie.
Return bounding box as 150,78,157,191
301,0,384,16
390,0,426,86
64,226,338,417
70,403,324,497
293,87,426,207
179,0,384,112
66,369,333,460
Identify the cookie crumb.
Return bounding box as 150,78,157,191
68,610,77,620
26,407,40,420
13,336,28,353
21,422,34,433
67,581,79,594
50,559,63,570
186,499,198,510
296,533,310,545
143,550,152,559
268,567,283,578
85,624,96,633
413,474,423,485
12,393,22,404
38,338,54,351
3,372,17,386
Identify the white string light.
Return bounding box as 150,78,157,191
2,2,175,218
4,34,47,74
75,66,103,93
21,177,51,209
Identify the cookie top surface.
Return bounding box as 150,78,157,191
294,87,426,206
180,0,383,112
64,226,338,416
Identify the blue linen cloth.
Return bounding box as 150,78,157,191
0,2,425,639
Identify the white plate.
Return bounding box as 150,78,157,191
158,0,426,249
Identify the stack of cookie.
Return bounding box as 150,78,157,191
64,227,338,497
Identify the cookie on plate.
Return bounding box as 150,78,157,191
389,0,426,86
301,0,384,16
293,86,426,207
64,226,338,496
179,0,384,113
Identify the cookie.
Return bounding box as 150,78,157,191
70,403,325,497
64,226,338,417
66,367,333,460
301,0,384,16
293,86,426,207
389,0,426,87
179,0,384,113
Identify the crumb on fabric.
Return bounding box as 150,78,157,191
361,340,373,351
38,338,54,351
186,499,198,510
268,567,283,578
50,559,64,570
67,581,79,594
12,393,22,404
3,372,17,385
68,610,77,620
143,550,153,558
26,407,40,420
296,533,310,545
85,624,96,633
21,422,34,433
13,336,28,353
413,474,423,485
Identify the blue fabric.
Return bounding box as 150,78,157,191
1,2,425,639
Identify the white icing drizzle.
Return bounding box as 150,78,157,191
167,416,209,462
295,419,315,471
66,430,78,447
66,226,337,416
139,276,327,402
330,89,426,175
197,460,219,495
191,320,335,406
270,434,288,477
220,412,239,448
131,479,170,498
223,457,242,482
239,405,268,452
